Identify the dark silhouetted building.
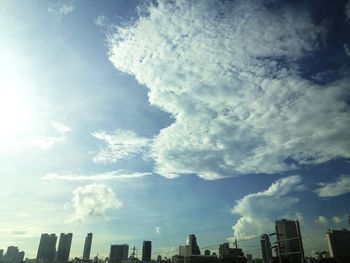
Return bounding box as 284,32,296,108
326,229,350,263
142,241,152,262
83,233,93,261
36,234,57,263
219,243,247,263
260,234,272,263
109,244,128,263
0,249,4,260
56,233,73,263
187,235,200,255
275,219,304,263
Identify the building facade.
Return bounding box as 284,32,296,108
275,219,304,263
36,234,57,263
83,233,93,261
187,235,200,256
56,233,73,263
142,241,152,262
260,234,272,263
326,228,350,263
109,244,129,263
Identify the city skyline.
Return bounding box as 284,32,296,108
0,0,349,261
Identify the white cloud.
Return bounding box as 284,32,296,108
92,129,152,163
31,121,71,150
332,216,344,224
95,15,107,27
107,0,350,179
155,226,161,234
315,216,328,226
316,175,350,197
231,175,303,240
42,170,151,181
48,4,74,16
65,183,123,223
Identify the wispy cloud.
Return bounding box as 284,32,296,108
31,121,71,150
92,129,152,163
107,0,350,180
155,226,161,234
315,175,350,197
42,170,151,181
231,175,303,240
48,3,75,16
65,183,123,223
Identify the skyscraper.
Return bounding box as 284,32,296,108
275,219,305,263
142,241,152,262
109,244,129,263
56,233,73,263
6,246,19,263
36,233,57,263
326,228,350,263
83,233,93,261
187,234,200,255
260,234,272,263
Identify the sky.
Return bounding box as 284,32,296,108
0,0,349,260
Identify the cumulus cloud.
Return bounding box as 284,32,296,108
42,170,151,181
92,129,152,163
316,175,350,197
106,0,350,179
315,216,328,225
231,175,303,240
31,121,71,150
65,183,123,223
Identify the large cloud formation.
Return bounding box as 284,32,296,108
107,0,350,179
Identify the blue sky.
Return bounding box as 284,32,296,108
0,0,350,260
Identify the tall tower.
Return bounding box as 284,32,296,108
56,233,73,263
142,241,152,262
260,234,272,263
36,233,57,263
187,234,200,255
83,233,93,260
275,219,305,263
109,244,129,263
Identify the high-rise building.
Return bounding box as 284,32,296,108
83,233,93,261
36,233,57,263
56,233,73,263
15,251,25,263
275,219,305,263
187,235,200,255
260,234,272,263
0,249,4,260
142,241,152,262
6,246,19,262
109,244,129,263
179,245,191,257
326,228,350,263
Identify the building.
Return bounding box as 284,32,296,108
0,249,4,260
56,233,73,263
6,247,19,262
109,244,129,263
142,241,151,262
275,219,305,263
187,235,200,256
179,246,191,257
36,233,57,263
260,234,272,263
326,229,350,263
246,254,252,263
83,233,93,261
218,243,247,263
